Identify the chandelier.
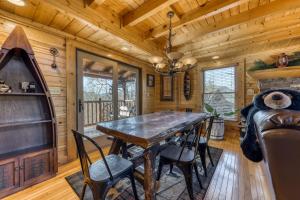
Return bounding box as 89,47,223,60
148,11,197,76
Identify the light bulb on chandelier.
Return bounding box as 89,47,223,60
148,11,197,76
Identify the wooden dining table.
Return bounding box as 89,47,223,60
96,111,207,200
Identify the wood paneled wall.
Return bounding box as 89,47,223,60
154,42,300,133
0,18,155,164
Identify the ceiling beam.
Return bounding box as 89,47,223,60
193,37,300,62
146,0,247,39
43,0,162,55
172,0,300,46
178,12,300,52
122,0,181,27
85,0,106,7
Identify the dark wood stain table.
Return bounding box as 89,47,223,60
96,111,207,200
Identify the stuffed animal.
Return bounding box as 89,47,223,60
240,89,300,162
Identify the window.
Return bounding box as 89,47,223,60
203,67,236,120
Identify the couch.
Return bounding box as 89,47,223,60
254,109,300,200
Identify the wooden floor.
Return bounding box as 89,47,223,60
4,133,273,200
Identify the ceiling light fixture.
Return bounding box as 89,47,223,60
148,11,197,76
212,56,220,60
7,0,26,6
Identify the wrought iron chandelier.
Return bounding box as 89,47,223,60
149,11,197,76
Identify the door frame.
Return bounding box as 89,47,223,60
76,50,119,134
66,39,145,161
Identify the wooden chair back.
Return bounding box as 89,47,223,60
72,130,113,180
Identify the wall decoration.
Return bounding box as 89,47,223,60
160,75,173,101
277,53,289,68
50,47,59,69
147,74,155,87
183,71,192,100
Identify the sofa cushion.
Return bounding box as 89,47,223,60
254,109,300,133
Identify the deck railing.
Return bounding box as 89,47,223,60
83,99,136,126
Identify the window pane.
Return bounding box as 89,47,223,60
204,67,235,93
203,67,236,120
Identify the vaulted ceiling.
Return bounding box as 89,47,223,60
1,0,300,63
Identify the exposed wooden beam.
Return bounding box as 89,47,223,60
178,12,300,53
85,0,106,7
43,0,162,55
122,0,181,27
169,5,181,19
172,0,300,46
146,0,247,39
193,37,300,63
84,61,96,70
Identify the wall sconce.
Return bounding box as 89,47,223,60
49,47,59,69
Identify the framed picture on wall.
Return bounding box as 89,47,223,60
147,74,155,87
160,75,174,101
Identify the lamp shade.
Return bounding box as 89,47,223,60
167,52,184,60
182,57,197,65
156,63,166,69
175,62,183,68
148,56,163,64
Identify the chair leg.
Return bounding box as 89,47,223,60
156,160,163,181
198,147,207,177
80,182,87,200
178,164,194,200
91,183,109,200
193,164,203,189
129,171,139,200
207,146,214,166
169,164,173,174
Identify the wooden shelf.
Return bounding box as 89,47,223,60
247,66,300,80
0,92,45,96
0,144,52,159
0,120,53,128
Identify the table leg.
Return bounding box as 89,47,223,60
109,138,123,155
143,144,160,200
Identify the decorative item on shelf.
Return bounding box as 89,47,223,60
50,47,59,69
20,81,29,92
0,80,11,93
148,11,197,76
183,71,192,100
248,60,275,71
147,74,155,87
28,82,36,93
277,53,289,68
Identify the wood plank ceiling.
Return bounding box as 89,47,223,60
1,0,300,63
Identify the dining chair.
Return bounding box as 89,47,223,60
72,130,139,200
181,116,215,177
156,123,204,200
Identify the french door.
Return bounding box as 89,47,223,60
76,50,140,137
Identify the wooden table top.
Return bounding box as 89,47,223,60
96,111,207,148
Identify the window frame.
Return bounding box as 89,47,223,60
202,66,237,121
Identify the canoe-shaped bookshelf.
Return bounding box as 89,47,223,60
0,26,57,198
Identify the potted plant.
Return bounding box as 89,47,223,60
204,103,237,140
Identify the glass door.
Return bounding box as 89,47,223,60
117,63,139,119
76,50,140,138
77,50,118,137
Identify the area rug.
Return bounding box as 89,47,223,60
65,147,223,200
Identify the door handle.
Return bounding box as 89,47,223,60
78,99,84,112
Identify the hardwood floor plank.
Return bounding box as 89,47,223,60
3,132,273,200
